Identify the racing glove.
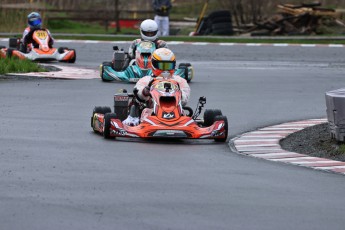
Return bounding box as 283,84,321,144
142,86,151,97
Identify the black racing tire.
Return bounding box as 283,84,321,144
214,115,228,142
58,47,68,54
183,106,194,117
178,63,192,83
6,48,15,58
203,109,222,127
210,17,232,24
103,113,117,139
67,49,76,63
196,17,209,35
211,22,233,31
91,106,112,129
9,38,18,49
211,22,234,35
207,10,231,21
101,62,113,82
211,28,234,36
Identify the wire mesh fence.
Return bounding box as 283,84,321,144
1,0,344,33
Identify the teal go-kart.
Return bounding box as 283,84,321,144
100,41,194,83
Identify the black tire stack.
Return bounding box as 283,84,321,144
197,10,234,36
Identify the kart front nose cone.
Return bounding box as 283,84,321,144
152,130,188,138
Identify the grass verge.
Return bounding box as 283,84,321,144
0,57,46,75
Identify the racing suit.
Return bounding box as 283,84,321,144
123,74,190,126
21,27,54,52
135,75,190,105
128,38,167,60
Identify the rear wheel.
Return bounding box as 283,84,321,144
67,49,76,63
203,109,222,127
9,38,18,49
214,115,228,142
178,63,193,83
58,47,68,54
104,113,117,139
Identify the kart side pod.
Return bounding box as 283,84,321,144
112,49,126,71
113,90,133,121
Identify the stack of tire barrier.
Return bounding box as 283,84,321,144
196,10,234,36
325,88,345,142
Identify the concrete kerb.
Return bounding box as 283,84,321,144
230,118,345,175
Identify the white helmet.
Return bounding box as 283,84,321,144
140,19,158,42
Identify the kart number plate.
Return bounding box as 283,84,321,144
115,96,129,101
35,31,48,40
140,41,153,49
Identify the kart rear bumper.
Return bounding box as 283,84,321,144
101,65,193,83
11,48,75,62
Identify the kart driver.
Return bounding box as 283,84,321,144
21,12,54,52
123,48,191,126
128,19,168,60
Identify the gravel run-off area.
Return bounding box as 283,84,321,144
280,122,345,162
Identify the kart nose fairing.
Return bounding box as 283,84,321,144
106,115,227,139
12,48,75,62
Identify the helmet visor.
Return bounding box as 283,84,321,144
153,60,176,71
142,30,158,37
29,18,42,27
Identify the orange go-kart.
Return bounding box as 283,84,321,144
0,29,76,63
91,77,228,142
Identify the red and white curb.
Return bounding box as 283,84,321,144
6,64,99,80
231,118,345,175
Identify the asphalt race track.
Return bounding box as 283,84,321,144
1,40,345,230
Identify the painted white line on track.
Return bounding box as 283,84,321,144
273,43,289,47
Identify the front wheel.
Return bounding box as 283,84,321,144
91,106,112,130
103,113,117,139
100,62,113,82
214,115,228,142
